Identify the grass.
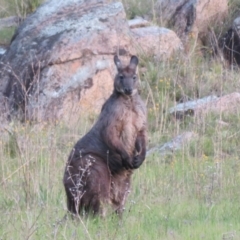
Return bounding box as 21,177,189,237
0,0,45,18
0,27,15,45
1,0,240,239
120,0,157,19
1,107,240,239
0,0,45,46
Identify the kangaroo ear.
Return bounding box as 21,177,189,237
114,55,122,69
129,55,139,69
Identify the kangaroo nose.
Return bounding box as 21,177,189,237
124,88,132,95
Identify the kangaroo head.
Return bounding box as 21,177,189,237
113,55,139,96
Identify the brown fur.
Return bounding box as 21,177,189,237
63,55,147,216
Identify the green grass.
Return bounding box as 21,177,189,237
0,0,45,18
0,0,45,45
1,104,240,239
0,27,15,45
120,0,157,19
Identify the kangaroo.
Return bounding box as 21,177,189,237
63,55,147,216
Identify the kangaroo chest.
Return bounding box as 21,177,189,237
118,98,146,153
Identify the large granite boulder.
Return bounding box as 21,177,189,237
147,131,196,157
0,0,132,123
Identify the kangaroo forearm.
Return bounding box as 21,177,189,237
135,130,147,154
132,130,147,169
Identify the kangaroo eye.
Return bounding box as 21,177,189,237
133,75,137,80
119,75,124,80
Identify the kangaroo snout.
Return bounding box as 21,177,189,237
124,87,133,95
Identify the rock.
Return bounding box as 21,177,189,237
147,131,196,156
155,0,228,40
169,93,240,117
0,0,133,123
131,26,183,58
220,16,240,65
128,17,150,29
154,0,187,26
169,95,219,118
0,47,6,55
196,92,240,115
